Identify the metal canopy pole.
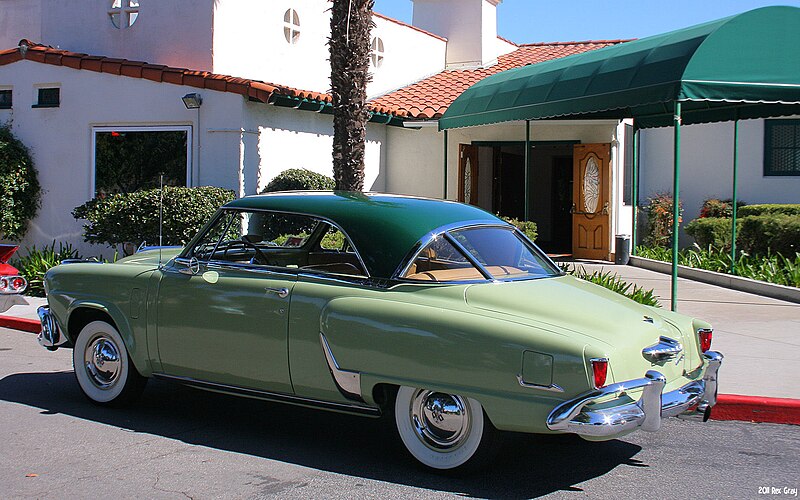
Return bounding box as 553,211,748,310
671,102,682,312
730,118,740,274
631,127,640,256
443,130,448,199
525,120,531,220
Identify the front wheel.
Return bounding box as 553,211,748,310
394,386,498,471
73,320,146,406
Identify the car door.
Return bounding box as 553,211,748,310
154,209,309,394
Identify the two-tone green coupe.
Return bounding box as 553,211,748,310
37,192,722,471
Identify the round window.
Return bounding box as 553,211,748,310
284,9,301,44
109,0,139,29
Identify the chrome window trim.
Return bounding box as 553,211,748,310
443,232,496,281
392,220,563,283
178,207,371,278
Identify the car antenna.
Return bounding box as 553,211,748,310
158,174,163,269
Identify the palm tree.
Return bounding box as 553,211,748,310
329,0,374,191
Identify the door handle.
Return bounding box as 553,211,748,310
265,287,289,298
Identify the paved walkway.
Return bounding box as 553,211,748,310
574,261,800,400
3,267,800,400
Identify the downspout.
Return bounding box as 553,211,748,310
443,130,448,199
524,120,531,220
631,126,640,256
671,102,682,312
730,116,740,275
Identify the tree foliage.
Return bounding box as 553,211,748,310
329,0,374,192
0,126,41,240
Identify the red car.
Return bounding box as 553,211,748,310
0,245,27,295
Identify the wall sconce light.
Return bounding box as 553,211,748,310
181,93,202,109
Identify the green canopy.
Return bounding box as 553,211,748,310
440,6,800,130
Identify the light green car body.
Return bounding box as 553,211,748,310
42,192,714,437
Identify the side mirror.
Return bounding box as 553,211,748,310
178,256,201,276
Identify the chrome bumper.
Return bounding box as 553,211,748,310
37,306,69,350
546,351,723,438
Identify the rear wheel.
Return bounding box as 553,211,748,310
73,320,146,406
393,386,497,471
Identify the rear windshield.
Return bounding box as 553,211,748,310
402,226,560,282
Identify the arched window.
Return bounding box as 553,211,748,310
109,0,139,29
370,37,385,68
284,9,301,44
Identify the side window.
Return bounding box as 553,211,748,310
190,211,234,261
319,224,347,251
403,236,484,282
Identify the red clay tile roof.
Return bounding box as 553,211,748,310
370,39,631,120
0,40,403,116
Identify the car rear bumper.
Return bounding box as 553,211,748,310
37,306,70,350
546,351,723,438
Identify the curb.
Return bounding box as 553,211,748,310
712,394,800,425
0,315,798,425
0,315,40,333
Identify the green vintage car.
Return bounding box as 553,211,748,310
37,192,722,470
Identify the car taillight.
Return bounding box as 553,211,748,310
0,276,27,294
698,328,712,352
11,276,26,292
591,358,608,389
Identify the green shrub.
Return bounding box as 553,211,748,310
637,245,800,288
0,126,41,239
561,263,660,307
685,217,739,250
12,242,82,297
262,169,335,193
72,186,235,252
738,215,800,256
644,192,683,248
502,217,538,242
699,198,746,218
737,204,800,217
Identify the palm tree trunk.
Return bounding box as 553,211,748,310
329,0,374,192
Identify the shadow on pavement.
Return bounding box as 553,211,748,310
0,371,644,498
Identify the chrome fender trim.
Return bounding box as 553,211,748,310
642,336,683,363
319,332,364,402
37,306,70,350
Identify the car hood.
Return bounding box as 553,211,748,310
465,274,677,348
113,247,183,268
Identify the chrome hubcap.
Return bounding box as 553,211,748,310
410,390,471,451
84,335,121,389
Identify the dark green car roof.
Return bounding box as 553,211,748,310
226,192,501,278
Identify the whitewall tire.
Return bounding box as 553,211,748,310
394,386,494,471
73,320,146,406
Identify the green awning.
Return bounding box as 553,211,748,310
440,6,800,130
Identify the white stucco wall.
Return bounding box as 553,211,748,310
0,60,244,255
212,0,447,98
639,119,800,246
0,0,43,47
412,0,500,68
10,0,216,72
243,101,387,194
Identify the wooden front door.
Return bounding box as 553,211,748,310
458,144,479,205
572,143,611,260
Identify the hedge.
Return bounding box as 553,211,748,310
738,214,800,256
737,204,800,217
0,126,41,240
262,169,335,193
72,186,235,251
685,217,738,250
502,217,538,242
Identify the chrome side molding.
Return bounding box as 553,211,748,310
319,332,364,402
516,374,564,393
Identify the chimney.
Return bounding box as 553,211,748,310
412,0,501,69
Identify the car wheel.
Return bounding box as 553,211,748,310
73,320,146,406
394,386,497,471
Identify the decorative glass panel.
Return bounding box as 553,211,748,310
464,157,472,204
583,156,600,213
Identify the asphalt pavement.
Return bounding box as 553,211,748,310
1,326,798,499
